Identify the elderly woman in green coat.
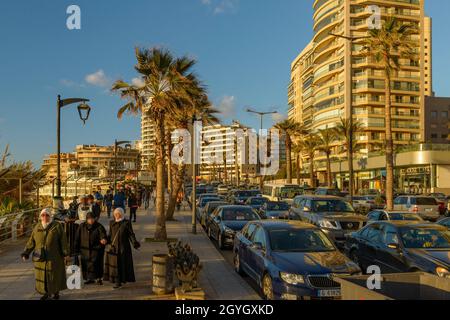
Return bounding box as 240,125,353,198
21,208,70,300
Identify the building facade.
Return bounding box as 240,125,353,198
289,0,432,153
141,109,157,171
424,96,450,144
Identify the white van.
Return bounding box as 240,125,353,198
262,184,304,204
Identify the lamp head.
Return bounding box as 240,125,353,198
77,103,92,125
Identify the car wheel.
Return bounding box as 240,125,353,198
218,232,225,250
234,252,245,275
262,274,274,300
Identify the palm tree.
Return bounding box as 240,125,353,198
333,118,362,196
317,128,337,188
274,119,304,184
300,134,320,188
292,142,303,185
112,47,199,240
361,17,417,210
165,94,219,221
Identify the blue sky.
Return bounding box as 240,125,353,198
0,0,449,167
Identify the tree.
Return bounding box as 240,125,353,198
361,17,417,210
317,128,338,188
112,47,200,240
274,119,304,184
292,142,303,185
333,118,362,195
300,134,320,188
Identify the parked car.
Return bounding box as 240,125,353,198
229,190,254,205
366,210,424,223
259,201,290,220
201,201,228,228
217,185,229,195
233,221,361,300
428,193,449,216
290,196,366,248
196,193,219,207
196,196,221,221
245,197,269,212
208,205,261,249
347,196,385,213
315,187,341,197
345,221,450,277
438,217,450,229
393,196,440,222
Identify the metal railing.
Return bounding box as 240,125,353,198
0,208,41,245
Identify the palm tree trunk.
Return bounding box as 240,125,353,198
326,152,332,188
166,164,185,221
296,153,301,185
347,140,354,198
309,154,315,188
154,115,167,240
385,73,394,210
166,129,173,194
286,136,292,184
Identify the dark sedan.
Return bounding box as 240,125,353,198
201,201,228,229
245,197,269,212
230,190,254,205
345,221,450,278
438,217,450,229
233,221,361,300
208,205,261,249
260,202,290,220
366,210,423,223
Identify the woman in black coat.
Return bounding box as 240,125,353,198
75,212,107,285
103,208,141,289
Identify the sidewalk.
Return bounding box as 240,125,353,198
0,208,259,300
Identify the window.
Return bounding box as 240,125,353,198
381,225,399,246
431,111,438,118
366,225,383,243
252,227,266,249
244,224,257,240
442,111,448,118
368,211,381,221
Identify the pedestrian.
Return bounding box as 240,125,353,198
77,195,91,223
128,192,138,223
21,208,69,300
103,208,141,289
75,212,107,285
113,188,127,213
176,190,184,211
88,194,101,220
104,189,114,219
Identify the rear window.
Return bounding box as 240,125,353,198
412,197,437,205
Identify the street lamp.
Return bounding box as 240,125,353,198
55,95,92,203
113,140,131,192
328,32,369,201
246,108,278,190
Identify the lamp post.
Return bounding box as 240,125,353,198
246,108,278,190
191,115,198,234
55,95,91,204
328,33,369,202
113,140,131,192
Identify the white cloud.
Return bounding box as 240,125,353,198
201,0,239,15
131,77,145,87
272,112,287,123
85,69,111,87
215,95,236,119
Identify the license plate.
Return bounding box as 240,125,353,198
425,208,433,212
318,289,341,297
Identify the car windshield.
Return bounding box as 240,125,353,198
400,227,450,249
412,197,437,205
269,228,335,252
222,208,260,221
201,198,220,207
249,198,267,205
236,191,252,197
389,213,422,221
280,186,303,199
267,202,290,211
207,203,227,214
311,200,355,213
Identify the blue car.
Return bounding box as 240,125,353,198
233,221,361,300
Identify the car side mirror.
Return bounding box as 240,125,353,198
252,242,264,251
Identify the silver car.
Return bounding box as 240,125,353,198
393,196,440,222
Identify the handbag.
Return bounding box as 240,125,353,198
105,225,121,255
